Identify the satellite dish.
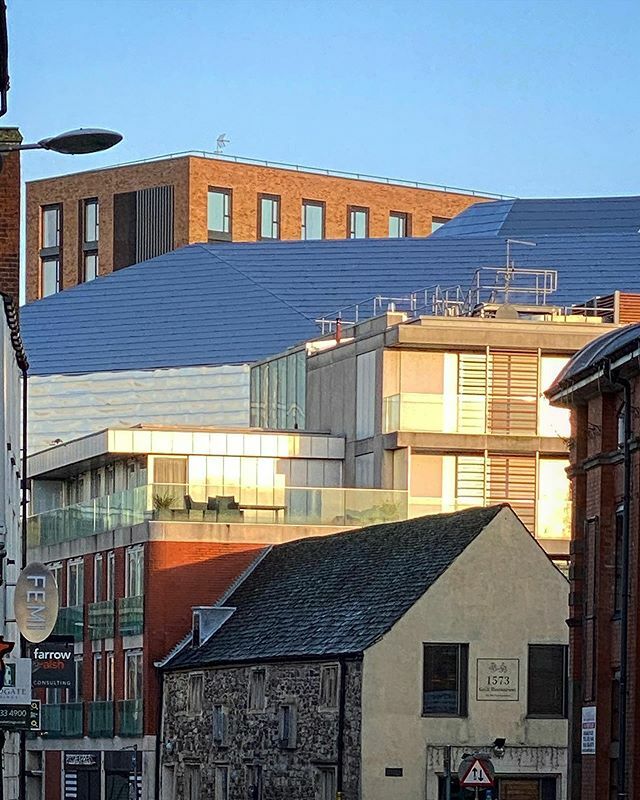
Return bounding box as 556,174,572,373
494,304,519,320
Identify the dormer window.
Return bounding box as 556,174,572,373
192,610,201,648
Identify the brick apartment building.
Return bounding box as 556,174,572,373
24,152,503,300
547,322,640,800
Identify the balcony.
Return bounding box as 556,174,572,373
88,600,115,640
118,595,143,636
89,701,114,737
41,703,83,738
118,698,143,737
52,605,84,641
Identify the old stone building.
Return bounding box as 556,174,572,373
160,505,569,800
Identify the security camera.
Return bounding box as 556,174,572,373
492,738,506,758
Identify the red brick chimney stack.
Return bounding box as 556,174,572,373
0,126,22,308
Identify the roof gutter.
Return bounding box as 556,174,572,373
549,343,640,404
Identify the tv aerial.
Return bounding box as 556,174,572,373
214,133,230,155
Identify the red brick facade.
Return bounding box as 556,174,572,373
0,127,21,307
25,155,491,300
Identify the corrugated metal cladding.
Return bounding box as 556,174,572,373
135,184,174,263
27,363,250,454
619,293,640,324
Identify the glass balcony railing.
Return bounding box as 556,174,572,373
41,703,83,738
88,600,115,640
52,605,84,641
89,701,114,737
119,595,144,636
118,698,143,737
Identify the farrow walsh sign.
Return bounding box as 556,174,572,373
15,562,59,643
30,641,75,689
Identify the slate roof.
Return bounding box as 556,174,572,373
165,504,506,669
21,196,640,376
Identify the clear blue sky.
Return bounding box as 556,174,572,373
5,0,640,198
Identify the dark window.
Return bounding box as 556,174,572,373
423,643,468,716
319,664,339,708
248,669,266,711
278,704,296,748
389,211,410,237
431,216,450,233
208,188,232,241
246,765,263,800
528,644,567,717
348,206,369,238
301,200,325,240
40,204,62,297
113,191,137,270
81,198,99,283
258,194,280,240
614,511,623,614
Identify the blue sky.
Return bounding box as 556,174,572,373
5,0,640,198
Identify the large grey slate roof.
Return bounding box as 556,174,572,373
20,196,640,376
165,504,505,669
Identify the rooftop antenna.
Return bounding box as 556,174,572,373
504,238,536,303
214,133,230,155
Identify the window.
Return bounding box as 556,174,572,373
355,350,376,439
213,704,228,746
319,664,339,708
528,644,567,717
214,765,229,800
106,551,115,601
81,198,99,282
67,560,84,607
423,643,468,716
617,406,626,449
279,704,297,748
188,673,204,715
126,547,144,597
248,669,266,711
258,194,280,240
431,216,450,233
208,188,232,241
49,562,64,606
389,211,410,237
316,767,336,800
348,206,369,238
246,765,262,800
113,186,174,269
183,765,201,800
105,652,115,701
614,511,623,614
153,456,187,489
90,469,102,499
68,656,83,702
124,650,143,700
94,554,103,602
40,204,61,297
301,200,325,240
93,653,104,700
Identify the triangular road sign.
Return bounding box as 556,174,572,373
460,758,494,787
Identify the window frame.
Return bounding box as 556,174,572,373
316,766,337,800
124,649,143,700
527,643,568,718
93,652,103,701
213,764,229,800
207,187,232,242
125,546,144,598
105,651,115,702
388,210,411,237
212,703,228,746
257,193,281,240
67,559,84,607
301,199,325,240
80,197,99,283
347,205,369,239
93,553,103,602
247,668,266,712
188,672,204,715
422,642,469,717
40,204,62,297
431,216,451,233
319,663,339,709
278,703,297,748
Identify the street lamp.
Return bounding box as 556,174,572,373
0,127,122,155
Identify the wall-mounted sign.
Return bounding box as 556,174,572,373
0,700,40,731
476,658,520,701
64,751,100,769
0,659,32,705
30,640,75,688
581,706,596,754
15,562,59,643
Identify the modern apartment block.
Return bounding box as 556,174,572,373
251,281,637,565
546,323,640,800
24,153,502,300
25,424,411,800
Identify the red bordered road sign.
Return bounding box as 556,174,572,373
460,758,494,788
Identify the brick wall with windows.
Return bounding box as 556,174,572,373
0,127,22,306
25,155,488,300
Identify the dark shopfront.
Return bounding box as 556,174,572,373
63,750,142,800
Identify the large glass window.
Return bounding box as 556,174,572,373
301,200,324,240
389,211,410,237
126,547,144,597
423,643,468,716
40,258,59,298
258,194,280,240
208,188,232,241
250,350,306,429
41,205,61,249
40,204,62,298
348,206,369,238
527,644,567,717
67,560,84,607
125,650,143,699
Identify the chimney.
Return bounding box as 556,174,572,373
0,126,21,308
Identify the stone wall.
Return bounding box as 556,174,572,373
162,658,362,799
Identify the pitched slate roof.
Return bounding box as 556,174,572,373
21,197,640,376
165,504,506,669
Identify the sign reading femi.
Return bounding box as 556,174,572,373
15,562,59,643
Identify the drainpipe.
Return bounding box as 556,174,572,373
18,363,27,800
154,668,164,800
336,657,347,800
606,364,631,800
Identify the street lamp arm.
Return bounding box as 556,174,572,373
0,128,122,154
